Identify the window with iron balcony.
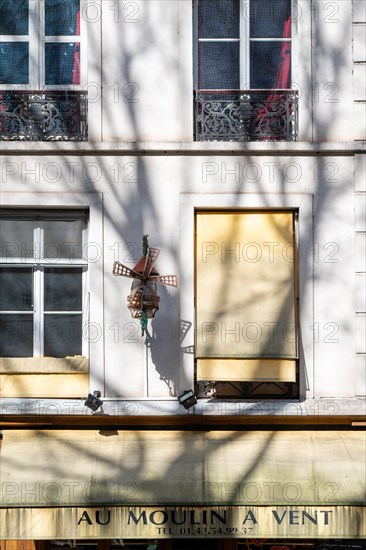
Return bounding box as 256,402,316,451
0,0,87,141
194,0,298,142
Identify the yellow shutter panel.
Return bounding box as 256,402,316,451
195,211,297,382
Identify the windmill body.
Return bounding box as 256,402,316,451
113,238,178,329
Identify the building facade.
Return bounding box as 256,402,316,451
0,1,365,549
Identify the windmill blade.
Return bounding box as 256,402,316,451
149,274,178,287
128,284,144,309
113,261,144,280
144,247,160,277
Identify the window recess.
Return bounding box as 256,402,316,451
0,209,89,360
195,210,299,399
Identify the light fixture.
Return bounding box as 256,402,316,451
84,391,104,412
178,389,197,409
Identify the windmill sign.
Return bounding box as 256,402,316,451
113,236,178,335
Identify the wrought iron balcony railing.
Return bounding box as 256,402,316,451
195,89,298,142
0,91,88,141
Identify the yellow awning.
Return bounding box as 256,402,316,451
1,429,365,507
0,429,365,539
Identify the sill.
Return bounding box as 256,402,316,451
0,141,364,155
0,356,89,374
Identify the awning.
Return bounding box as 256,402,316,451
0,429,365,539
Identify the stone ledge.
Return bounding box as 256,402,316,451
0,356,89,374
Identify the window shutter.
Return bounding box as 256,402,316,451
195,211,297,382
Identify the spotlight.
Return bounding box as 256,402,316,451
178,389,197,409
84,391,104,412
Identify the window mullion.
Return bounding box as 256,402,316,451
33,223,43,356
240,0,250,89
32,265,42,356
28,0,41,88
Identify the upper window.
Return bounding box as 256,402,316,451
0,0,83,88
194,0,298,142
196,0,292,90
0,0,87,140
195,210,299,398
0,210,88,358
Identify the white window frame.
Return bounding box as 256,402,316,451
0,192,103,393
180,193,314,400
0,210,89,358
193,0,297,90
0,0,87,90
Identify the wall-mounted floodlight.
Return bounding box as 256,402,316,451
84,391,104,412
178,389,197,410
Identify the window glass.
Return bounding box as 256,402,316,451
198,42,239,89
250,42,291,89
250,0,291,38
0,314,33,356
44,268,83,311
44,313,82,356
0,0,29,35
0,267,33,311
198,0,239,39
0,220,34,259
44,219,85,259
45,42,80,85
0,42,29,84
45,0,80,36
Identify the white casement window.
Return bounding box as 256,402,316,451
193,0,298,142
195,210,299,390
194,0,293,90
0,0,86,89
0,210,88,358
0,0,87,141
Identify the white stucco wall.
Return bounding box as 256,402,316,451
0,152,361,399
0,1,365,405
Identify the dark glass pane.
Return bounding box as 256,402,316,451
198,42,239,89
0,314,33,357
45,42,80,85
44,220,85,260
198,0,239,39
250,0,291,38
0,268,33,311
44,313,82,357
44,268,82,311
0,220,35,259
0,42,29,84
250,42,291,89
0,1,29,35
45,0,80,36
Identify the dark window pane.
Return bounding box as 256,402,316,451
198,42,239,89
44,268,82,311
0,1,29,35
250,41,291,89
45,0,80,36
198,0,239,39
44,313,82,357
0,268,33,311
45,42,80,85
0,220,35,259
0,42,29,84
44,219,85,260
250,0,291,38
0,314,33,357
